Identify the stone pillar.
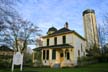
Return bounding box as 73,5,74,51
32,51,35,63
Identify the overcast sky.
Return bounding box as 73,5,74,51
16,0,108,37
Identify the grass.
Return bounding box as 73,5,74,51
0,62,108,72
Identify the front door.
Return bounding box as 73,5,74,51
55,49,64,64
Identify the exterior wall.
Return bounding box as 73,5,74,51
60,48,74,67
0,51,13,56
43,39,46,46
41,48,75,67
42,33,73,46
41,33,86,67
57,36,62,45
72,34,86,65
0,51,13,63
66,34,73,44
49,37,54,46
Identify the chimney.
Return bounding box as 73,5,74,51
64,22,69,29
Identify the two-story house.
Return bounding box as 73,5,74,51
34,22,86,67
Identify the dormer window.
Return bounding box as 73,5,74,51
47,27,57,35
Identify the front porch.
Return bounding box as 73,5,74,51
42,46,74,67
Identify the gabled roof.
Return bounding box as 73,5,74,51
42,27,85,40
43,27,73,38
0,45,13,51
52,27,73,35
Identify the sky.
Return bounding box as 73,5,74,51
16,0,108,37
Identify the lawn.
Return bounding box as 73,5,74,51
0,63,108,72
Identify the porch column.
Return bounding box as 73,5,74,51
49,49,52,60
55,50,60,64
63,49,66,60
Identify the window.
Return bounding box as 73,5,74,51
62,36,66,44
78,50,80,57
47,39,49,46
52,49,56,59
65,50,70,60
67,52,70,59
43,50,49,60
54,37,57,45
81,43,83,52
43,50,45,60
46,50,49,60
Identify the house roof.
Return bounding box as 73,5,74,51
43,27,73,37
52,27,72,35
0,45,13,51
43,27,85,40
33,44,73,50
47,27,57,32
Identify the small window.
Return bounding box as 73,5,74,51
43,50,45,60
65,50,70,60
67,52,70,59
54,37,57,45
81,43,83,52
46,50,49,60
62,36,66,44
52,49,56,59
78,50,80,57
47,39,49,46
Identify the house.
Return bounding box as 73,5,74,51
34,22,86,67
0,45,14,63
33,9,100,67
0,45,13,56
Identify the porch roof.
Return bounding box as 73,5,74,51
35,44,73,49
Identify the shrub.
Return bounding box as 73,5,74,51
77,56,98,66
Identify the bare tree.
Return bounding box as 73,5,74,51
0,0,41,52
0,0,20,27
98,14,108,47
0,0,21,46
3,18,41,52
98,23,106,47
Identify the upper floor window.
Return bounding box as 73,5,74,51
62,36,66,44
47,39,49,46
54,37,57,45
81,43,83,52
78,50,80,57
